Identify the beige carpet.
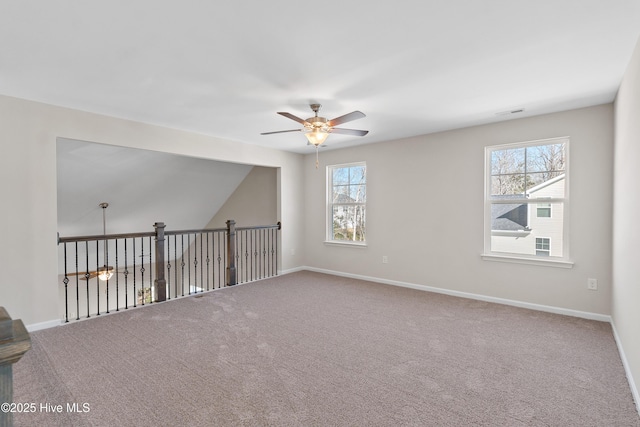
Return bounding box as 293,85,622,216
13,271,640,426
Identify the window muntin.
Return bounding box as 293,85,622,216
485,138,568,261
327,163,366,243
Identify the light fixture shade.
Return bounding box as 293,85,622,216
98,267,113,281
304,129,329,146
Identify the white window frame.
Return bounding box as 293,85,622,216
482,137,572,268
326,162,367,247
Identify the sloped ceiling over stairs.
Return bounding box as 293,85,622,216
56,138,253,237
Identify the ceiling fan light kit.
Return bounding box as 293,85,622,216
97,266,114,281
261,103,368,168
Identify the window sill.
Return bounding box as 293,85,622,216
324,241,368,248
481,253,574,269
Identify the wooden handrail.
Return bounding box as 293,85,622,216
0,307,31,427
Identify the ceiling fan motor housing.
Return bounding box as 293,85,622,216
305,115,328,131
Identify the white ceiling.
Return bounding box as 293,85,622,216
1,1,639,154
57,139,253,236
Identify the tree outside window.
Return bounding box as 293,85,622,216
327,163,366,243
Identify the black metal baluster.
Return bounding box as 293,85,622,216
262,229,266,279
217,232,222,289
133,238,137,308
140,238,145,305
251,230,256,281
124,239,129,309
200,232,204,292
206,233,210,291
96,240,100,316
148,236,153,304
85,241,90,318
105,238,110,314
167,235,172,300
244,230,249,284
75,241,80,320
115,240,119,312
187,234,192,294
63,243,69,323
276,221,282,275
193,233,198,293
174,235,178,298
181,235,185,296
271,228,276,277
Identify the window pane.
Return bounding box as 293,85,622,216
526,173,565,198
491,203,528,231
526,143,565,174
536,238,550,250
490,203,563,257
350,166,366,185
332,205,366,242
333,168,349,185
332,185,350,203
491,175,526,196
350,184,366,202
491,148,524,175
536,203,551,218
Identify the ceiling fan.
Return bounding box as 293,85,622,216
261,103,368,147
67,266,115,281
66,202,115,281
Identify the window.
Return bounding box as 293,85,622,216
327,162,366,244
536,202,552,218
484,137,570,266
535,237,550,256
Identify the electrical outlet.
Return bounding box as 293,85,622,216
382,256,389,264
587,278,598,291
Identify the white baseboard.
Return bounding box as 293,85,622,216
279,266,307,276
611,321,640,416
26,319,63,332
301,266,612,322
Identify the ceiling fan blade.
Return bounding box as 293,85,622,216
328,111,366,127
66,266,114,278
277,112,309,126
329,128,369,136
66,271,91,277
260,129,302,135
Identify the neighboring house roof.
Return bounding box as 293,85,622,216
526,173,565,194
491,201,529,231
333,193,360,204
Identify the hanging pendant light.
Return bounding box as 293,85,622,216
98,202,114,281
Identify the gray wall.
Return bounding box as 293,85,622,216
205,166,278,229
303,104,614,316
613,35,640,411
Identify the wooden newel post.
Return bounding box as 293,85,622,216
154,222,167,302
0,307,31,427
226,220,237,286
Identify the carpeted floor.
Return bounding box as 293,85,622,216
12,271,640,426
